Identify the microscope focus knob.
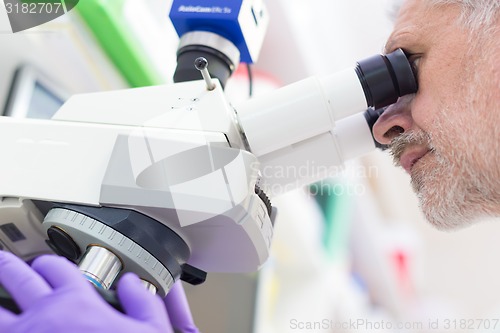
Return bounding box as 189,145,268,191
255,185,272,217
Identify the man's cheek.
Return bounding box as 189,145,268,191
408,95,436,132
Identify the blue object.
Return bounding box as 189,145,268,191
169,0,254,63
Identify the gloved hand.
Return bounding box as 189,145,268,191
0,251,199,333
164,280,199,333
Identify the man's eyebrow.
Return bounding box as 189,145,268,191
384,30,418,54
384,32,405,54
384,38,396,54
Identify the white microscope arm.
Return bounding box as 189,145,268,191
0,79,272,296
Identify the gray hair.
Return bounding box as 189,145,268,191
429,0,500,28
392,0,500,29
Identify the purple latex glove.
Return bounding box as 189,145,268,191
0,251,197,333
164,281,200,333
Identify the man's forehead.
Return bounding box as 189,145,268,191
390,0,406,20
385,0,430,52
393,0,430,17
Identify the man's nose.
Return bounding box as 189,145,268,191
372,95,414,145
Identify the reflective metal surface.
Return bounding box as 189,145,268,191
79,245,122,289
140,279,158,294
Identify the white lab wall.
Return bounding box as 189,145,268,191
254,0,398,84
1,0,500,332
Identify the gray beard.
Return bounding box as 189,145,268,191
388,130,497,231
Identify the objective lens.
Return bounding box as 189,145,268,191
355,48,417,109
79,246,122,290
140,279,158,294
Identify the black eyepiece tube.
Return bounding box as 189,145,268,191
355,48,417,109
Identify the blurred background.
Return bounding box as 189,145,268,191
1,0,500,332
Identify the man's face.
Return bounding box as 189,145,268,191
372,0,500,230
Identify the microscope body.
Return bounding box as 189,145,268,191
0,79,274,296
0,40,416,296
0,0,277,297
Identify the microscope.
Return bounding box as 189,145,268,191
0,0,416,310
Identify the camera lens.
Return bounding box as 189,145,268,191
174,46,234,89
173,31,240,89
355,48,417,109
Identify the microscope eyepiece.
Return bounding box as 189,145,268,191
355,48,417,109
386,49,418,95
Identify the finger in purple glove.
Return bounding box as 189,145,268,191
0,251,52,311
30,254,93,291
117,272,170,329
163,281,200,333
